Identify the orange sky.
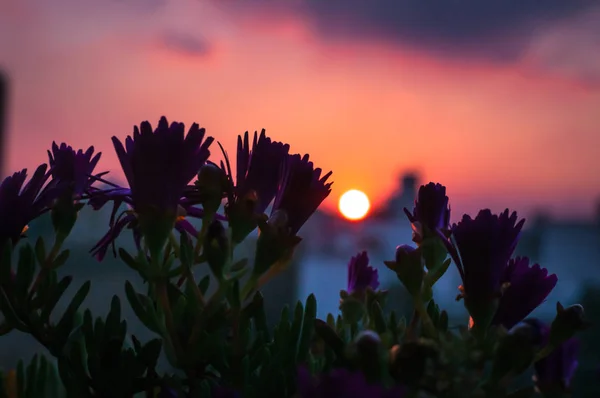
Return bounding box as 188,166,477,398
1,1,599,221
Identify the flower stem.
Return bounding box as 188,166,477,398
155,280,184,366
241,275,258,301
406,309,420,340
414,297,438,339
28,236,63,301
534,343,556,362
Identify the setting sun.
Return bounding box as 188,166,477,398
339,189,371,221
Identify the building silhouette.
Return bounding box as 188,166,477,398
0,71,7,176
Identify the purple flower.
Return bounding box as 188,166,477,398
347,251,379,296
531,320,580,394
47,142,104,198
447,209,525,328
404,182,450,243
271,154,332,235
89,117,213,259
492,257,557,330
297,366,404,398
220,130,290,242
0,164,60,246
234,129,290,214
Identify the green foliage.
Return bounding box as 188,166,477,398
0,136,593,398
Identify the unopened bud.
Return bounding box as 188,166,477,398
352,330,383,384
489,319,545,383
549,302,591,347
383,245,424,297
196,162,227,215
395,244,417,263
389,340,439,386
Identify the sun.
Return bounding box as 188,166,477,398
338,189,371,221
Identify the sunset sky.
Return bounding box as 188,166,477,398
1,0,599,221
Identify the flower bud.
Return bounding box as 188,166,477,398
549,302,592,347
383,245,424,297
388,339,439,386
395,244,416,263
354,330,382,354
352,330,383,384
196,162,227,215
489,319,545,382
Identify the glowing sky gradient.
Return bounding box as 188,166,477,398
1,0,599,221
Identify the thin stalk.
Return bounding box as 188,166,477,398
28,237,63,300
414,297,438,339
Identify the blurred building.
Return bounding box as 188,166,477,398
298,172,600,321
516,207,600,315
0,71,7,176
297,172,434,319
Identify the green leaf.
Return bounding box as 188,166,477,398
370,301,387,334
34,238,46,266
230,258,248,272
289,301,304,360
105,295,122,336
335,315,344,337
172,294,187,327
40,276,72,322
124,281,162,335
0,288,21,328
179,232,194,269
425,258,452,287
55,281,91,344
118,248,139,272
25,354,39,398
438,310,449,332
252,292,269,340
198,275,211,295
15,245,36,300
314,319,345,359
139,338,163,369
0,240,12,284
297,294,317,362
339,297,365,325
421,237,448,272
31,270,56,309
427,299,440,325
228,279,241,310
51,250,70,269
184,277,202,316
274,306,291,352
326,313,335,329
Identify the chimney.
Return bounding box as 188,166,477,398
0,71,6,177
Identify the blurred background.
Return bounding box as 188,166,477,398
1,0,599,395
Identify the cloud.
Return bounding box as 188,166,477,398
522,8,600,88
101,0,168,14
159,31,212,57
226,0,596,62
